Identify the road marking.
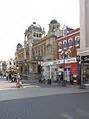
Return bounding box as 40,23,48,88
23,85,40,88
76,108,89,117
60,113,73,119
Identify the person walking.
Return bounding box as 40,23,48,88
6,72,8,80
8,73,12,82
16,73,23,88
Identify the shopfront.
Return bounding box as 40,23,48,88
41,57,78,82
58,57,78,82
81,55,89,83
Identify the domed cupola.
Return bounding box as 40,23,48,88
30,22,43,32
48,19,62,37
16,43,23,51
50,19,58,24
24,22,45,43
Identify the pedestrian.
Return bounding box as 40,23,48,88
16,73,23,88
53,69,57,82
60,71,66,86
8,73,12,82
70,73,74,85
6,72,8,80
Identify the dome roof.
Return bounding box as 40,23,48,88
16,43,23,51
17,43,22,47
32,22,41,28
28,22,43,32
50,19,58,24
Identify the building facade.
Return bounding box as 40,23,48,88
15,20,62,77
32,34,58,78
57,28,80,60
57,28,80,82
15,43,28,74
15,20,80,82
79,0,89,84
15,22,45,74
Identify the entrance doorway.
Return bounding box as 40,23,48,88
64,68,71,82
37,65,42,74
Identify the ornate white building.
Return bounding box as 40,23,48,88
23,22,45,72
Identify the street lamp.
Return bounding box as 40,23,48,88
16,65,19,73
76,55,81,84
61,50,66,86
35,56,38,73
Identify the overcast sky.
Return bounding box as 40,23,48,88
0,0,79,61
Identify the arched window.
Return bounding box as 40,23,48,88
58,42,62,52
68,38,73,48
75,36,80,47
63,40,67,50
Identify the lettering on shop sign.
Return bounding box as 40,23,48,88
66,59,76,63
82,55,89,63
66,58,76,63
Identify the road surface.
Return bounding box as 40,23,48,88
0,77,89,119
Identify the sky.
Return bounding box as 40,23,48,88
0,0,79,61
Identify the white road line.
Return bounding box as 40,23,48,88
60,113,73,119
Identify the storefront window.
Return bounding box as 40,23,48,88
85,68,89,78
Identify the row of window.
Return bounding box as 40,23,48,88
58,36,80,51
33,45,46,57
9,61,15,65
32,44,53,58
33,33,42,38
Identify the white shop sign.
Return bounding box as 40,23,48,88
41,57,77,66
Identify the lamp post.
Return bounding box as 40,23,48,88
28,41,32,73
16,65,19,74
62,50,66,86
35,56,38,73
76,55,81,84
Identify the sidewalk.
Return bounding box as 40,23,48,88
0,78,40,90
0,80,16,90
22,79,79,88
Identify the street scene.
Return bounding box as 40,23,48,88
0,0,89,118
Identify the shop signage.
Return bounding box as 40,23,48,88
41,61,53,66
81,55,89,63
41,57,77,66
65,58,77,63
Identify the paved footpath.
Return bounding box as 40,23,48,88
0,78,40,90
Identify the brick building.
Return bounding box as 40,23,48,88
56,27,80,82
